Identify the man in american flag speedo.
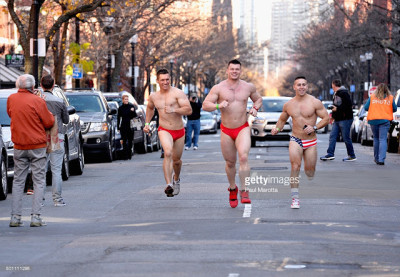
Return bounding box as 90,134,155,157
271,76,330,209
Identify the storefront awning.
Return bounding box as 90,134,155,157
0,57,23,88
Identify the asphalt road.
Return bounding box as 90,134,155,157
0,131,399,277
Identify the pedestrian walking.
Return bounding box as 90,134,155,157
118,94,136,160
202,59,262,208
185,95,202,150
364,83,397,165
272,76,329,209
320,79,356,161
7,74,55,227
144,69,192,197
41,75,69,207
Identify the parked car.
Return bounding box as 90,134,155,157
387,91,400,153
0,125,8,200
103,92,148,154
358,111,373,146
351,106,366,142
107,101,123,159
200,111,218,134
139,105,160,152
65,90,117,162
249,96,292,147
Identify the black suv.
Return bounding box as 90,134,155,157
65,90,117,162
103,92,148,154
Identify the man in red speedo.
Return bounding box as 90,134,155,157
202,59,262,208
144,69,192,197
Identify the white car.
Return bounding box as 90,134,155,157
388,91,400,153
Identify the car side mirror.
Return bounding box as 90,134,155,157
109,108,117,115
67,106,76,115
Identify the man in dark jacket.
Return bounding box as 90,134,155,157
185,95,202,150
320,79,356,161
7,74,54,227
117,94,136,159
41,75,69,207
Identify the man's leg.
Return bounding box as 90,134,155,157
185,121,193,148
172,136,185,181
50,142,64,204
303,146,317,180
235,127,251,191
341,119,356,158
326,121,339,157
11,149,30,216
220,132,237,189
193,119,201,148
158,130,174,185
29,148,47,215
288,141,303,208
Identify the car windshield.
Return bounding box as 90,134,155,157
323,102,332,109
0,99,11,126
104,96,122,106
261,99,288,112
66,95,105,113
201,113,214,120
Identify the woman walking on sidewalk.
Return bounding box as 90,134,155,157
364,83,397,165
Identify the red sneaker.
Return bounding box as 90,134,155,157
228,185,238,208
240,190,251,204
27,189,34,195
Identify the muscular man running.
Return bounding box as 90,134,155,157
203,59,262,208
271,76,329,209
144,69,192,197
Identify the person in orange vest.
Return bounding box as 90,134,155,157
364,83,397,165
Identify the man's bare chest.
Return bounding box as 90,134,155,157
219,89,249,103
288,103,315,119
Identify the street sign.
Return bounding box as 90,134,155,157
329,88,334,95
5,54,24,68
72,63,83,79
350,85,355,93
368,86,377,97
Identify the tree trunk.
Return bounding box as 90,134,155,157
54,22,69,85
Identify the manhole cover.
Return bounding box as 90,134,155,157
251,167,288,170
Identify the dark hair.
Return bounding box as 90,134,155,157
41,75,55,89
332,79,342,87
228,59,241,67
156,68,170,78
294,76,307,82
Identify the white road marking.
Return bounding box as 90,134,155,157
228,274,240,277
243,204,252,217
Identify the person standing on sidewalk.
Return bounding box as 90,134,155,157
118,94,136,160
320,79,356,162
271,76,329,209
202,59,262,208
185,95,202,150
364,83,397,165
7,74,55,227
144,69,192,197
41,75,69,207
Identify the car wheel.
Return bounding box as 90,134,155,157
153,135,159,151
136,133,148,154
62,143,70,181
70,139,84,175
351,128,357,142
360,128,367,146
0,157,8,200
387,135,399,153
104,141,113,162
251,137,256,147
147,135,153,153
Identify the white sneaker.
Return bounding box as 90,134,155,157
291,198,300,209
172,175,180,195
30,214,47,227
193,146,198,150
184,146,189,150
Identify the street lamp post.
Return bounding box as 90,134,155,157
75,17,80,89
365,52,373,92
385,48,393,90
32,0,39,87
103,17,114,92
129,34,138,98
169,58,174,86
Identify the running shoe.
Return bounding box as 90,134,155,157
54,199,66,207
172,175,180,195
30,214,47,227
291,198,300,209
9,215,24,227
26,189,34,195
193,146,198,150
320,155,335,161
240,190,251,204
228,185,238,208
343,156,357,162
164,185,174,197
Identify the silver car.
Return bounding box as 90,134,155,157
249,97,292,147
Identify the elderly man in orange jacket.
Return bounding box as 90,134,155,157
7,74,54,227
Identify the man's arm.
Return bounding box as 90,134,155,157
249,84,262,116
314,100,329,129
172,91,192,116
144,96,155,133
271,103,290,135
202,86,220,111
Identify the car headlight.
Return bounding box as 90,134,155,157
89,122,109,132
252,118,265,124
7,141,14,149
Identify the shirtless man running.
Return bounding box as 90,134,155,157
144,69,192,197
271,76,329,209
203,59,262,208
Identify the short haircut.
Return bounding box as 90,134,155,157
228,59,241,67
16,74,35,89
121,94,129,99
41,74,55,90
294,76,307,82
332,79,342,87
156,68,170,79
